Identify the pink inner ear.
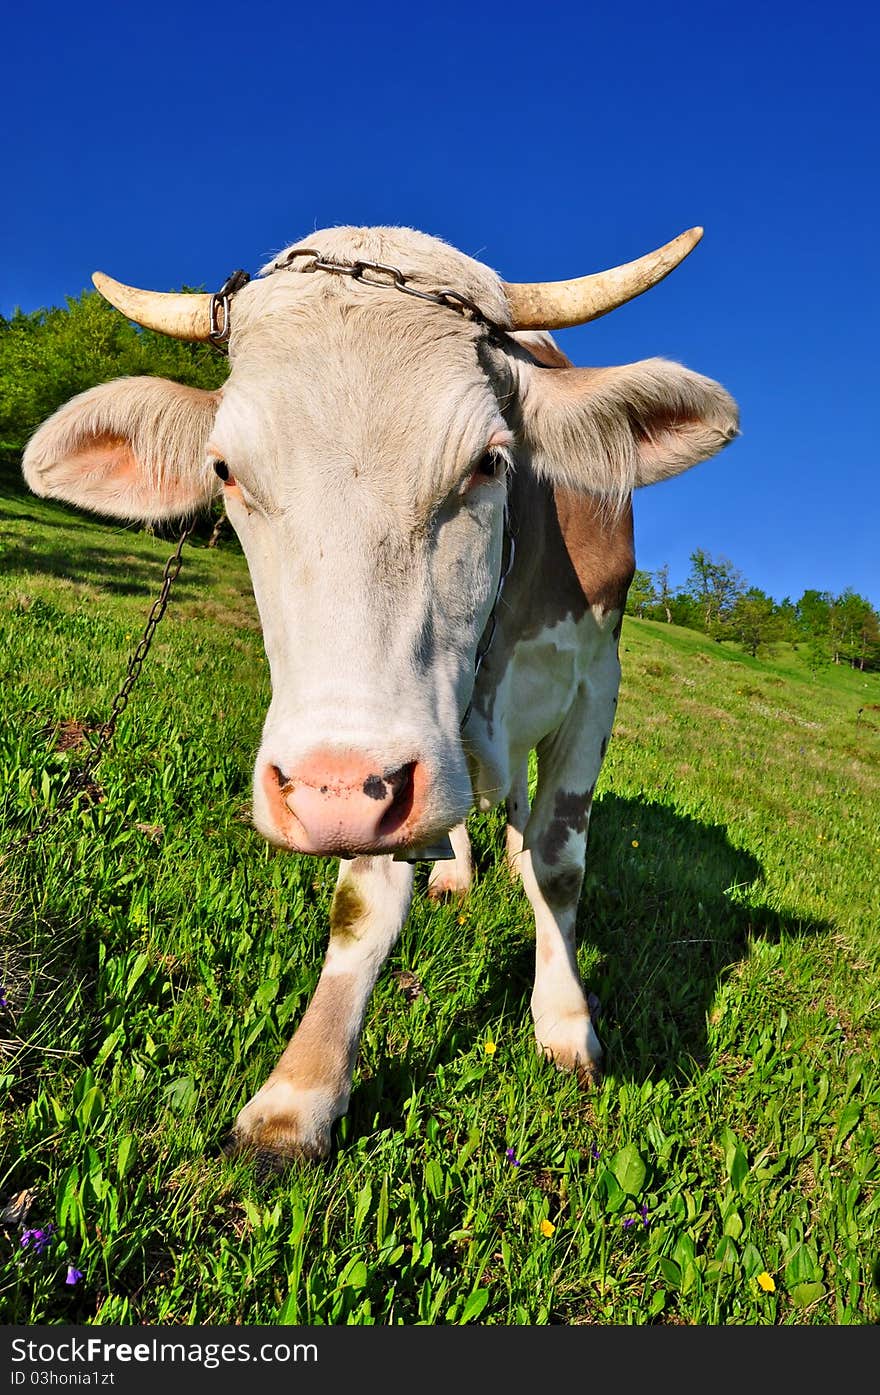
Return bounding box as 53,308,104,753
52,431,196,516
633,408,705,469
69,433,139,482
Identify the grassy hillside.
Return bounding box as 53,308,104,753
1,489,878,1325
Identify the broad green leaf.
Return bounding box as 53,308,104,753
460,1288,490,1324
340,1258,368,1290
835,1100,862,1150
726,1143,749,1191
162,1076,196,1114
76,1085,105,1130
116,1134,137,1180
610,1144,646,1196
57,1164,81,1230
791,1282,826,1308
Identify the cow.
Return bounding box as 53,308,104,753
22,225,738,1167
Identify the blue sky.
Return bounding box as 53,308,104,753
3,0,877,605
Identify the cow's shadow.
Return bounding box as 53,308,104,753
349,794,830,1131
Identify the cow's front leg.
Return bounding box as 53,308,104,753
233,855,414,1164
521,670,617,1082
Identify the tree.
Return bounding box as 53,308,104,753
685,548,744,635
834,590,880,670
796,589,833,669
625,568,657,618
0,290,227,485
653,562,675,623
727,587,784,657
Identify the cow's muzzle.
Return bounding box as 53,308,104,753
256,749,433,856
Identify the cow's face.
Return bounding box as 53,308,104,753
211,231,519,854
22,226,739,857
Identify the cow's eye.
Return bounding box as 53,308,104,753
213,459,232,483
466,450,504,491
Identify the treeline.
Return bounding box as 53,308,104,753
627,550,880,671
0,288,227,471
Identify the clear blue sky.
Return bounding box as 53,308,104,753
3,0,877,605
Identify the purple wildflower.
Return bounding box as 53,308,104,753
622,1217,637,1229
640,1203,650,1227
65,1265,83,1286
20,1225,55,1255
591,1144,601,1161
0,986,8,1010
505,1147,522,1167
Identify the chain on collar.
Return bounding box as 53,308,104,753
209,269,251,349
208,252,509,349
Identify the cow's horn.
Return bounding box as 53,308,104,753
502,227,704,330
91,272,214,341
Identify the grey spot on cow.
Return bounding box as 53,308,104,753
362,775,386,800
542,867,584,908
538,787,594,866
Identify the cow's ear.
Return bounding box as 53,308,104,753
517,356,739,501
22,377,221,522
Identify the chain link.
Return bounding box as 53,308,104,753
275,249,506,332
2,525,193,860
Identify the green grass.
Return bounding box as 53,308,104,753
1,488,878,1325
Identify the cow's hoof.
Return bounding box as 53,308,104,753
229,1079,337,1167
535,1011,603,1081
427,868,471,899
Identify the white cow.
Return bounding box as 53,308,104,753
23,225,738,1165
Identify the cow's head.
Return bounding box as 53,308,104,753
22,226,738,857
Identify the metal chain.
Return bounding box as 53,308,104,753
1,525,193,859
273,249,507,334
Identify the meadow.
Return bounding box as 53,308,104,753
1,487,878,1325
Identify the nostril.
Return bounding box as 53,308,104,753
272,764,290,789
384,763,415,797
379,762,416,834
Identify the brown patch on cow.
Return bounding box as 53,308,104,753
541,867,584,909
556,490,635,616
473,475,634,725
329,882,366,941
538,787,593,865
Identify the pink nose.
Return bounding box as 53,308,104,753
261,749,424,854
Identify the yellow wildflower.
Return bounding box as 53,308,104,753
756,1271,776,1293
484,1040,497,1056
540,1219,555,1237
